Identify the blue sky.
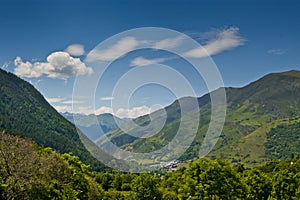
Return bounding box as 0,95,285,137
1,0,300,118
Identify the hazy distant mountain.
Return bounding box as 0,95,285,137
98,70,300,167
61,112,130,141
0,69,105,171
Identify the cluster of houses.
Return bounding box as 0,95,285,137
160,160,180,170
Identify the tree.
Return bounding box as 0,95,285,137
178,158,246,199
271,169,300,199
132,173,162,200
0,131,103,200
160,167,185,197
0,131,47,199
244,169,272,199
95,173,113,191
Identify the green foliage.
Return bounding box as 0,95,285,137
132,173,162,200
265,121,300,160
266,160,300,199
0,175,5,199
271,169,300,199
0,69,104,171
172,158,247,199
160,158,300,200
95,172,114,191
244,169,272,199
0,132,103,200
2,132,300,199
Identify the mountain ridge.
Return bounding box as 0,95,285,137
61,112,130,141
97,70,300,166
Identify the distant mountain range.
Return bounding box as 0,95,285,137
0,69,105,171
97,70,300,167
1,68,300,169
61,112,130,141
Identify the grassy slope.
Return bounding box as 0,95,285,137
209,116,300,167
96,70,300,166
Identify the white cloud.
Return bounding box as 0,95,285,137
62,100,83,104
153,36,183,49
184,27,245,58
74,105,151,118
130,56,168,67
94,106,114,115
72,106,92,115
100,97,114,101
46,97,64,103
267,48,287,55
115,106,150,118
86,37,139,62
128,27,244,66
53,105,72,113
65,44,85,56
73,106,112,116
46,97,83,105
14,52,93,79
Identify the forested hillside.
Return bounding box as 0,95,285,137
0,69,104,171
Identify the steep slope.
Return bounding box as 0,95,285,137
62,112,130,141
209,116,300,167
97,70,300,165
208,70,300,164
0,69,105,171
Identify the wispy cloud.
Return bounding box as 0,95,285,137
153,36,183,49
86,35,183,63
62,100,83,104
267,48,287,55
86,26,244,66
129,27,244,66
65,44,85,56
86,37,139,62
46,97,64,103
100,97,114,101
184,26,245,58
130,56,170,67
46,97,83,105
14,52,93,79
1,61,10,69
47,97,83,113
34,79,43,85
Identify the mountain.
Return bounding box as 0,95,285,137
61,112,130,141
0,69,105,171
97,70,300,167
